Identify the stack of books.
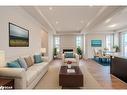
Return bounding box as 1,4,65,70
67,69,75,73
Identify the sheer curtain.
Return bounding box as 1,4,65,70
54,36,60,53
120,32,127,56
106,34,114,51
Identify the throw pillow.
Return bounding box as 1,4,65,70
34,54,43,63
24,56,34,68
65,52,74,58
7,60,21,68
18,57,28,70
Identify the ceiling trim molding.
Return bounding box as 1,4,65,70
81,6,107,33
85,31,114,35
115,25,127,33
22,7,50,33
34,6,56,34
81,6,126,34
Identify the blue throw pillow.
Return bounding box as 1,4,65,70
34,54,43,63
65,52,74,58
7,60,21,68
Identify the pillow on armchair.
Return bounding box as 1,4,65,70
64,52,75,58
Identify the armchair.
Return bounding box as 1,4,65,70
62,52,79,65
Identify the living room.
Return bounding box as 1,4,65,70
1,1,127,95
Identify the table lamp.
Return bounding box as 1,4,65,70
0,50,5,67
41,48,46,56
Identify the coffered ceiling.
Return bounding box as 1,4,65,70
23,6,127,34
92,7,127,32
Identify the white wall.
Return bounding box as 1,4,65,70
60,35,76,52
0,7,43,61
85,33,106,58
48,32,53,62
41,31,48,56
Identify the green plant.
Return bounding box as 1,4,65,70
53,48,57,56
77,47,83,58
113,45,120,52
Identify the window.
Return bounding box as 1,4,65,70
106,34,114,51
120,32,127,56
54,36,60,53
76,36,82,48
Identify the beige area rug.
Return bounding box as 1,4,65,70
35,60,102,89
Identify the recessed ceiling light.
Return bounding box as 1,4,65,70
86,22,90,27
108,24,117,28
49,7,53,10
55,21,59,24
105,18,111,23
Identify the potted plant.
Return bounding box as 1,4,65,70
77,46,83,59
53,48,58,59
113,45,120,52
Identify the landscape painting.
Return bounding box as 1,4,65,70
91,40,102,47
9,23,29,47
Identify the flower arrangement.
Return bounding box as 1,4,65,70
67,61,72,64
67,61,72,68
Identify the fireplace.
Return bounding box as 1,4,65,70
63,49,73,53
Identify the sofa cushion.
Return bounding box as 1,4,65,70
7,60,21,68
18,57,28,70
24,56,34,68
65,52,74,58
26,62,48,86
64,58,77,63
34,54,43,63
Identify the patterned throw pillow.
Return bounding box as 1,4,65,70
65,52,74,58
18,57,28,70
34,54,43,63
24,56,34,68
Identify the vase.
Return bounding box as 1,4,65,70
68,64,71,68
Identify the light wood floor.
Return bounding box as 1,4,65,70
83,59,127,89
53,59,127,89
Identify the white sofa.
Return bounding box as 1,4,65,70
62,52,79,65
0,56,49,89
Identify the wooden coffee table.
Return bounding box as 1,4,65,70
59,66,83,88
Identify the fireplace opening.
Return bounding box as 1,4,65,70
63,49,73,53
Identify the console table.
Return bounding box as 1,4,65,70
111,56,127,83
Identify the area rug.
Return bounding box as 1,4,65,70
35,60,102,89
92,58,110,66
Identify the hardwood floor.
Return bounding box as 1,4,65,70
83,59,127,89
52,59,127,89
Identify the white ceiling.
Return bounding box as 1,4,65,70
92,7,127,32
38,6,102,33
23,6,127,34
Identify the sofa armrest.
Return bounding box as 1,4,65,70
0,68,25,78
75,53,79,64
0,68,26,89
62,54,65,63
42,57,49,62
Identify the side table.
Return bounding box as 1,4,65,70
0,77,14,90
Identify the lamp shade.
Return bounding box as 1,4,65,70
41,48,46,53
0,50,5,67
